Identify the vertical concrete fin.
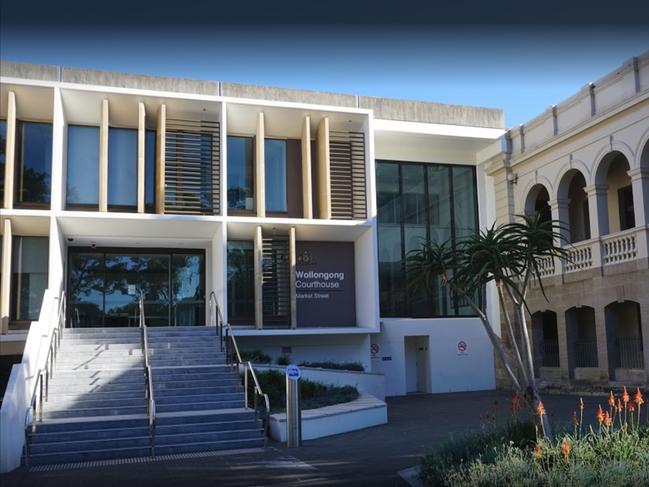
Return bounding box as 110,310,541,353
137,102,146,213
156,104,166,214
1,219,12,334
301,116,313,219
254,225,264,330
256,112,266,218
317,117,331,219
289,226,297,329
99,99,109,212
4,92,16,209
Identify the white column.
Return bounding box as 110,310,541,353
254,225,263,330
549,198,570,274
99,99,109,212
301,116,313,219
3,92,16,209
585,184,609,237
50,87,65,211
255,112,266,218
155,104,166,214
48,217,64,292
317,117,331,219
137,102,146,213
628,168,649,262
289,226,297,329
1,219,12,334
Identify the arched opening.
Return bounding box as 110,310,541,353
565,306,598,379
605,301,644,381
557,170,590,243
524,184,551,223
531,310,559,378
594,152,634,234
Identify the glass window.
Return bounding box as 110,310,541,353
108,128,137,209
11,236,49,321
376,160,479,318
0,120,7,206
145,130,156,212
227,136,254,211
16,122,52,206
265,139,287,212
227,241,255,324
172,254,205,326
67,125,99,207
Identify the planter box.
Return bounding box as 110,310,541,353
269,394,387,442
614,368,647,383
539,367,562,381
573,367,605,382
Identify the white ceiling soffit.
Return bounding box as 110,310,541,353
373,119,505,141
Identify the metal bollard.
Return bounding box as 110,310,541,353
285,364,302,448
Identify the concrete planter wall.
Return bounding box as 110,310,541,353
269,394,387,442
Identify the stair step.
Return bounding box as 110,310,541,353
155,419,258,435
45,397,146,409
156,392,243,405
153,378,239,389
155,428,263,445
42,405,147,419
154,437,264,456
31,425,151,444
30,434,152,454
157,401,244,413
33,417,148,434
29,445,153,465
155,386,240,397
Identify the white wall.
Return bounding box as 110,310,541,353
372,318,496,396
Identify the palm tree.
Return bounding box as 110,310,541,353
407,214,568,437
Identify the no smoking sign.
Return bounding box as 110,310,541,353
457,340,468,355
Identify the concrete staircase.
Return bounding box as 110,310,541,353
25,327,265,467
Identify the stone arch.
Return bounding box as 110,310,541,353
553,159,591,195
634,126,649,169
593,150,634,233
556,168,590,243
523,183,551,223
518,174,553,214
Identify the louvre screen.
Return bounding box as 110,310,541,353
329,131,367,219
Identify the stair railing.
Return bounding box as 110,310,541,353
208,291,224,352
139,295,156,457
22,290,66,466
223,322,270,445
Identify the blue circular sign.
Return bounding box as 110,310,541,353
286,364,301,381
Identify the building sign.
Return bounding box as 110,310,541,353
457,340,468,356
296,242,356,327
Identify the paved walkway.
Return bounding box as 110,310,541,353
1,390,610,487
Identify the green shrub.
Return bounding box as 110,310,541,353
239,350,272,364
276,355,291,366
299,361,365,372
248,369,359,412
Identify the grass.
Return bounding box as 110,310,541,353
420,388,649,487
298,361,364,372
250,370,359,412
239,349,272,364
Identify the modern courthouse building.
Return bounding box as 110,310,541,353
0,52,648,468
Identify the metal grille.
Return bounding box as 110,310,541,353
262,236,290,327
542,341,560,367
616,337,644,369
329,131,367,219
165,119,220,215
574,339,598,368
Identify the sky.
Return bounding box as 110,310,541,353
1,1,648,128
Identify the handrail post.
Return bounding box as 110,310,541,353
244,367,249,409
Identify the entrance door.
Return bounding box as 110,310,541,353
404,336,430,394
68,248,205,327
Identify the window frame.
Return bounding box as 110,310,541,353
14,120,53,209
107,126,139,213
226,134,256,215
264,137,289,215
65,124,101,211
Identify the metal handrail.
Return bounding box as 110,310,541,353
223,321,270,444
139,296,156,457
24,291,66,466
208,291,224,352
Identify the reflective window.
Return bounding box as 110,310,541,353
67,125,99,207
108,128,137,209
16,122,52,206
265,139,287,212
227,136,254,210
145,130,156,212
227,241,254,324
172,254,205,326
376,161,479,318
11,236,49,321
0,120,5,206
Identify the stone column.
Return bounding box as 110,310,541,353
586,184,609,269
137,102,146,213
317,117,331,219
255,112,265,218
254,226,263,330
594,304,611,381
628,168,649,263
289,226,297,329
3,92,16,209
555,309,571,381
301,116,313,219
155,104,166,214
1,219,12,334
549,198,570,274
99,99,109,212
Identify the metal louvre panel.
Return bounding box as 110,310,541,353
165,119,220,215
262,236,291,327
329,131,367,219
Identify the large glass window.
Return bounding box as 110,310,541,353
0,120,6,206
376,160,479,318
227,136,254,211
108,128,137,209
67,125,99,207
11,236,49,321
265,139,287,212
16,122,52,206
227,241,255,324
